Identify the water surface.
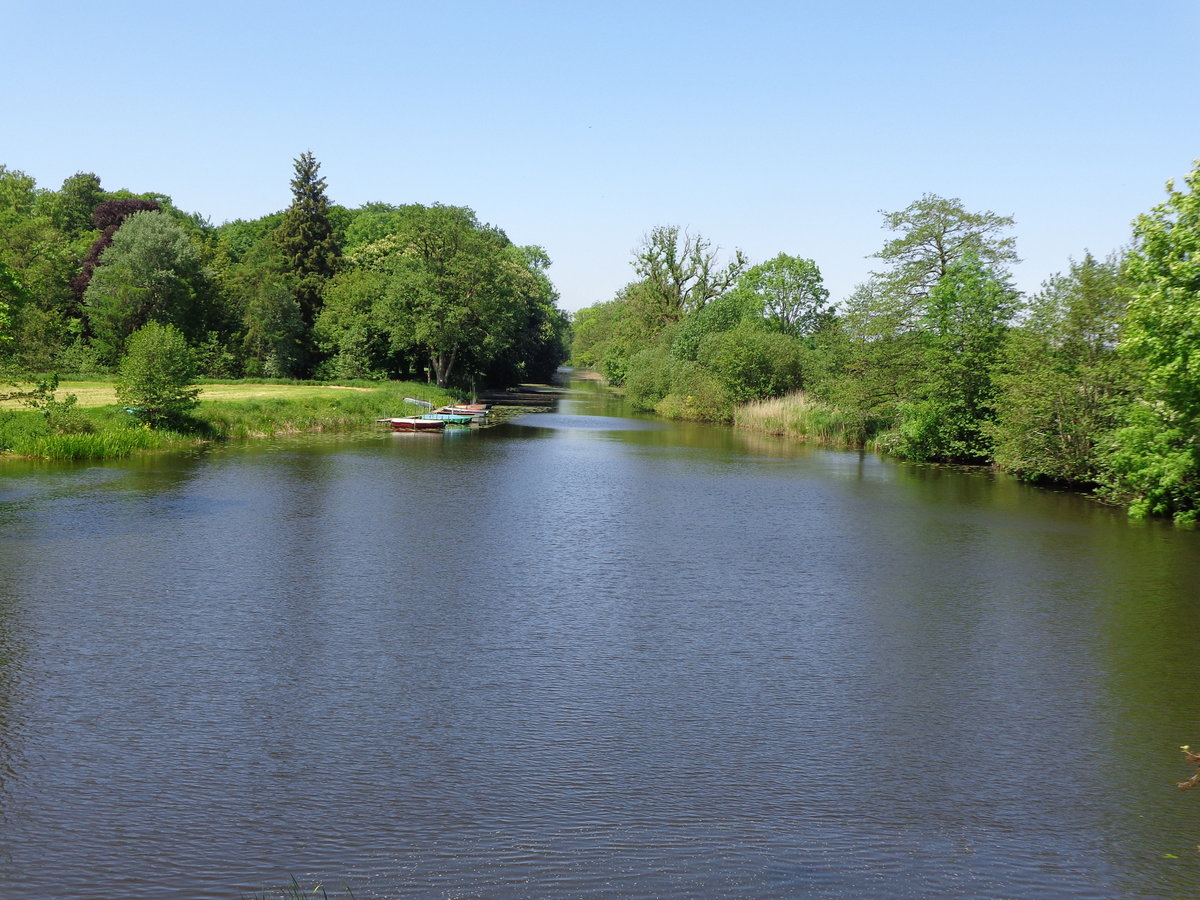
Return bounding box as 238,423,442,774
1,381,1199,898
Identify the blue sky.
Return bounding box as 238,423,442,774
5,0,1198,311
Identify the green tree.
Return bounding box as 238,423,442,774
631,225,747,325
241,275,306,378
44,172,106,238
313,267,396,378
813,195,1019,439
115,322,201,427
276,152,340,329
892,252,1019,462
874,193,1019,309
992,253,1133,484
0,260,26,363
82,210,213,365
317,205,563,387
1108,162,1200,523
727,253,831,338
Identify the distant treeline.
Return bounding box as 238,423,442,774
0,153,570,390
570,163,1200,525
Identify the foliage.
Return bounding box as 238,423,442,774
241,275,307,378
318,205,565,388
889,253,1019,462
814,196,1021,457
726,253,831,338
669,289,758,361
654,360,732,422
72,198,161,299
83,210,214,365
18,374,93,434
0,260,24,352
276,151,340,330
569,297,646,384
873,192,1019,305
624,340,676,410
115,322,201,427
697,322,806,404
1107,161,1200,523
44,171,105,237
630,225,747,325
991,253,1133,484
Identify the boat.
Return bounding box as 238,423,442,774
379,416,446,432
434,405,489,420
419,412,475,425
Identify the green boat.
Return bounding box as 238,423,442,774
419,412,474,425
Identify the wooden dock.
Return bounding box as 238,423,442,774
475,383,567,408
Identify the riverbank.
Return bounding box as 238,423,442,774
0,379,458,461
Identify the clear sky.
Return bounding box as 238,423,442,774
5,0,1198,311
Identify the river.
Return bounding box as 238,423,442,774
1,379,1199,898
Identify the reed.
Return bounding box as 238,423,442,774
733,391,868,447
243,876,355,899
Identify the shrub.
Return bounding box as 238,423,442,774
655,361,732,422
115,322,201,428
624,343,674,411
697,324,805,403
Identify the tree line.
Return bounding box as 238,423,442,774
570,162,1200,525
0,153,570,391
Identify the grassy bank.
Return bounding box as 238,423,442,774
733,391,876,447
0,379,457,461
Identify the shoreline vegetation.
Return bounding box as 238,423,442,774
4,153,1199,521
0,378,459,461
568,166,1200,527
734,391,870,448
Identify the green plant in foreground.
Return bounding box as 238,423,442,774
244,875,355,899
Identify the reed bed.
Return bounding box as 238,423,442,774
733,391,868,447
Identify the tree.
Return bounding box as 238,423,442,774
313,267,395,378
82,210,213,365
276,151,340,329
631,226,746,325
0,260,26,360
115,322,201,427
241,275,306,378
45,172,105,238
991,253,1133,484
813,194,1020,440
317,204,565,387
893,252,1019,462
727,253,831,338
1108,161,1200,523
72,198,162,300
874,193,1019,303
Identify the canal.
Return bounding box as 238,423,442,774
1,379,1199,897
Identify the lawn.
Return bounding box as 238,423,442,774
1,379,455,460
1,380,375,409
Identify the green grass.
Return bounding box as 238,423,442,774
0,380,457,460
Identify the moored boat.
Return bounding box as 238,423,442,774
420,412,474,425
436,404,491,417
379,416,446,432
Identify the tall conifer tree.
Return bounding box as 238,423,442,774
277,151,340,329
